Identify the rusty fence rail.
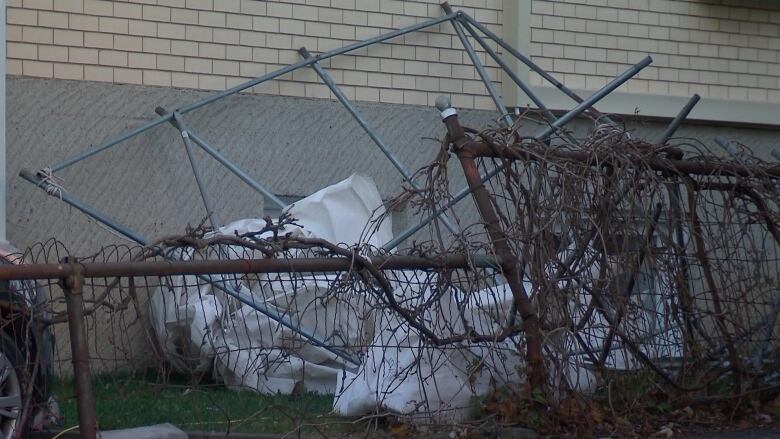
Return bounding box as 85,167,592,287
3,156,780,438
0,246,516,438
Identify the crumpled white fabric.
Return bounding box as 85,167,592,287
332,280,525,421
149,173,390,393
149,172,684,420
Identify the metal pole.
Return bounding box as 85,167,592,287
160,109,219,228
48,13,458,173
298,47,459,236
61,258,97,439
440,3,512,126
534,56,652,140
188,133,287,209
155,109,286,209
458,17,581,145
387,59,651,249
440,96,544,391
458,17,555,124
20,170,356,364
656,94,700,144
458,12,614,124
20,169,150,244
49,114,174,173
0,254,501,280
381,163,503,251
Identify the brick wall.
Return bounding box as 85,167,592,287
6,0,503,110
529,0,780,103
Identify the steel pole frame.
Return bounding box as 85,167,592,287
32,11,465,261
48,13,457,174
457,12,616,126
297,46,460,239
387,57,653,250
440,2,512,126
21,6,660,363
29,6,643,255
19,169,358,365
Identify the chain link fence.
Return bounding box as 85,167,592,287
2,115,779,437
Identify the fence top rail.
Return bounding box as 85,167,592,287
463,141,780,179
0,254,500,280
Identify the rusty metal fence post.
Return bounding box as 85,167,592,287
436,96,545,394
61,257,97,439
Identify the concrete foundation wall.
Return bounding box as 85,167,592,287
7,76,502,256
8,76,780,256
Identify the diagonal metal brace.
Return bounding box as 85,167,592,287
157,108,220,229
298,46,461,241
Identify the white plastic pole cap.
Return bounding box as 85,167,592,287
435,95,457,120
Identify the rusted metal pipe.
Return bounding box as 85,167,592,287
462,142,780,179
437,96,545,393
0,254,499,281
61,257,97,439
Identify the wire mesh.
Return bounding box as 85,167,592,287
2,118,779,436
453,116,780,401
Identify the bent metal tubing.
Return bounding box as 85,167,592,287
298,46,460,237
19,168,359,366
47,12,457,174
385,57,653,251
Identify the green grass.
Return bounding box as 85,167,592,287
51,373,357,434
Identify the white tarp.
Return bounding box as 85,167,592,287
332,281,524,421
149,173,683,421
150,173,390,394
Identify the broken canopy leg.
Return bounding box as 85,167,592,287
154,107,287,210
298,46,460,239
387,58,652,251
441,2,512,126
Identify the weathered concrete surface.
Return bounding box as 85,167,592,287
10,77,780,257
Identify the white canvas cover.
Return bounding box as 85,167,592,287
149,173,390,393
149,173,682,421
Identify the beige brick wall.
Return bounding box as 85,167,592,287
529,0,780,104
6,0,504,110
